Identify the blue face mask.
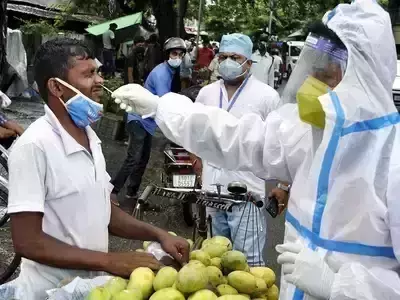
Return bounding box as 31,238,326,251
219,58,248,81
55,78,103,128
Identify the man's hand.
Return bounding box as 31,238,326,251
269,186,289,215
159,233,190,266
106,251,163,277
4,120,24,136
0,126,17,139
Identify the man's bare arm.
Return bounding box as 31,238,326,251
11,212,108,271
11,212,162,276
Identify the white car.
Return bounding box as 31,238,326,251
393,60,400,110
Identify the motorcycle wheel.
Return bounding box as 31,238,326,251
182,194,197,227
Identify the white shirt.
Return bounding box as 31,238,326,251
250,51,274,87
208,57,220,83
102,29,115,50
8,106,112,299
195,76,281,196
273,55,283,72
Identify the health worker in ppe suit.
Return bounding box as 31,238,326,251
111,1,400,299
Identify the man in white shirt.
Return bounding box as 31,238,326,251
6,38,189,299
102,23,117,77
208,56,220,83
251,42,275,88
192,34,281,265
272,48,283,89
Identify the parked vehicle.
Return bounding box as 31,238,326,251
283,41,304,78
392,60,400,111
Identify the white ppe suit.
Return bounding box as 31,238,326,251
151,1,400,299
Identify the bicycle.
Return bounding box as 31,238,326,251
130,181,276,265
0,140,21,285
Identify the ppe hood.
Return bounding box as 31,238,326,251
324,0,397,122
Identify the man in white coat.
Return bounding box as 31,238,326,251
251,42,275,88
193,33,281,265
111,0,400,298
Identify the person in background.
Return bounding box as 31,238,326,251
143,34,163,82
251,41,275,87
180,41,193,89
190,33,281,265
124,36,147,85
212,42,219,55
272,48,283,88
6,38,189,299
110,37,186,206
102,23,118,78
208,55,220,83
196,38,215,69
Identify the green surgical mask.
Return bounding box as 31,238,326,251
296,76,329,129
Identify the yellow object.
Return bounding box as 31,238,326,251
104,277,127,297
149,287,185,300
249,267,276,287
210,257,222,270
188,260,206,268
221,251,247,272
127,267,155,299
238,294,250,299
188,289,218,300
143,241,151,251
216,284,238,296
190,250,211,266
227,271,257,294
187,239,194,250
153,267,178,291
296,75,329,129
112,289,143,300
175,262,208,293
267,284,279,300
168,231,177,236
136,249,145,252
86,287,107,300
206,266,224,287
216,295,250,300
251,277,268,298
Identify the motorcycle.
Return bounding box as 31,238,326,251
162,143,199,226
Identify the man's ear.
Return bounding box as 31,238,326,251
47,78,64,99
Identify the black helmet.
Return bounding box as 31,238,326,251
164,37,186,53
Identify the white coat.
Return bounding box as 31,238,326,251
251,51,275,88
154,1,400,298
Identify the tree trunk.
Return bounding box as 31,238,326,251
0,0,8,90
150,0,178,44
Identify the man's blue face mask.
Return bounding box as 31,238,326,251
55,78,103,128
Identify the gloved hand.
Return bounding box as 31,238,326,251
276,243,335,299
111,84,160,118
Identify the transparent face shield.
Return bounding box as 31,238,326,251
281,33,348,105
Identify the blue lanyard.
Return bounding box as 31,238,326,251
219,75,251,112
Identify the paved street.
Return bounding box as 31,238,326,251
0,81,287,284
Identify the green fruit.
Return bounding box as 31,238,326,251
216,284,238,296
188,289,218,300
202,243,229,258
168,231,178,236
220,251,247,272
249,267,276,287
149,287,185,300
136,249,145,252
143,241,152,250
175,263,208,294
227,271,257,294
172,282,177,289
153,267,178,291
128,267,155,299
86,287,106,300
188,260,206,268
112,289,143,300
201,238,212,248
104,277,127,296
210,236,232,250
238,294,250,299
210,257,222,269
251,277,268,298
221,276,228,285
206,266,224,287
267,284,279,300
216,295,249,300
190,250,211,266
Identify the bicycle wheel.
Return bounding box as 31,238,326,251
0,185,9,228
0,254,21,284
